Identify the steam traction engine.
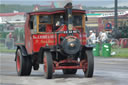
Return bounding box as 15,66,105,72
15,3,94,79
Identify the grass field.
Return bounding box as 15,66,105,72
111,48,128,58
0,47,16,53
0,43,16,53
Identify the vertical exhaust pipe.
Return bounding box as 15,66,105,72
64,2,73,31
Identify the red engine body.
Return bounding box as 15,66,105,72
15,2,94,79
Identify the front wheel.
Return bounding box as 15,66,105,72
16,49,32,76
43,51,53,79
83,50,94,77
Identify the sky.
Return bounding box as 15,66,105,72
0,0,128,7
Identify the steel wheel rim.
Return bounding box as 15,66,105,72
17,54,20,72
44,56,47,73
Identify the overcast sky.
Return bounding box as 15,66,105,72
0,0,128,7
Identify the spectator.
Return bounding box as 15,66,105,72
87,30,96,44
98,31,103,42
9,32,12,39
6,32,13,49
100,30,108,43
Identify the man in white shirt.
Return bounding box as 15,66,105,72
87,30,96,44
100,30,108,43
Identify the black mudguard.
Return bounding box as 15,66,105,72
80,45,94,61
15,45,28,61
38,46,51,63
82,45,94,50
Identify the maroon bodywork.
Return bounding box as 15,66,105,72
15,3,94,79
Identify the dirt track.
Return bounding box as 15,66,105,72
0,53,128,85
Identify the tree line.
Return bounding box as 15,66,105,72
0,4,34,13
0,4,128,13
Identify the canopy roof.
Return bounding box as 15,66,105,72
28,8,85,15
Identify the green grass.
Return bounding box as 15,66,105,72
0,43,4,47
0,43,16,53
0,47,16,53
111,48,128,58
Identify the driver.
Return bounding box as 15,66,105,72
54,15,64,31
56,21,60,26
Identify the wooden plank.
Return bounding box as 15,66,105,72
36,15,39,33
82,14,85,32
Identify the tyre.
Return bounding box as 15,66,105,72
83,49,94,77
43,51,53,79
16,49,32,76
63,69,77,74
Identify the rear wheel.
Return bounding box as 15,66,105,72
63,69,77,74
16,49,32,76
43,51,53,79
83,49,94,77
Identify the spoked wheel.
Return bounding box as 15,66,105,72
110,39,119,49
16,49,32,76
63,69,77,74
43,51,53,79
82,49,94,77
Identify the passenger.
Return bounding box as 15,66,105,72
60,16,64,25
56,16,65,29
56,21,60,26
56,16,64,26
